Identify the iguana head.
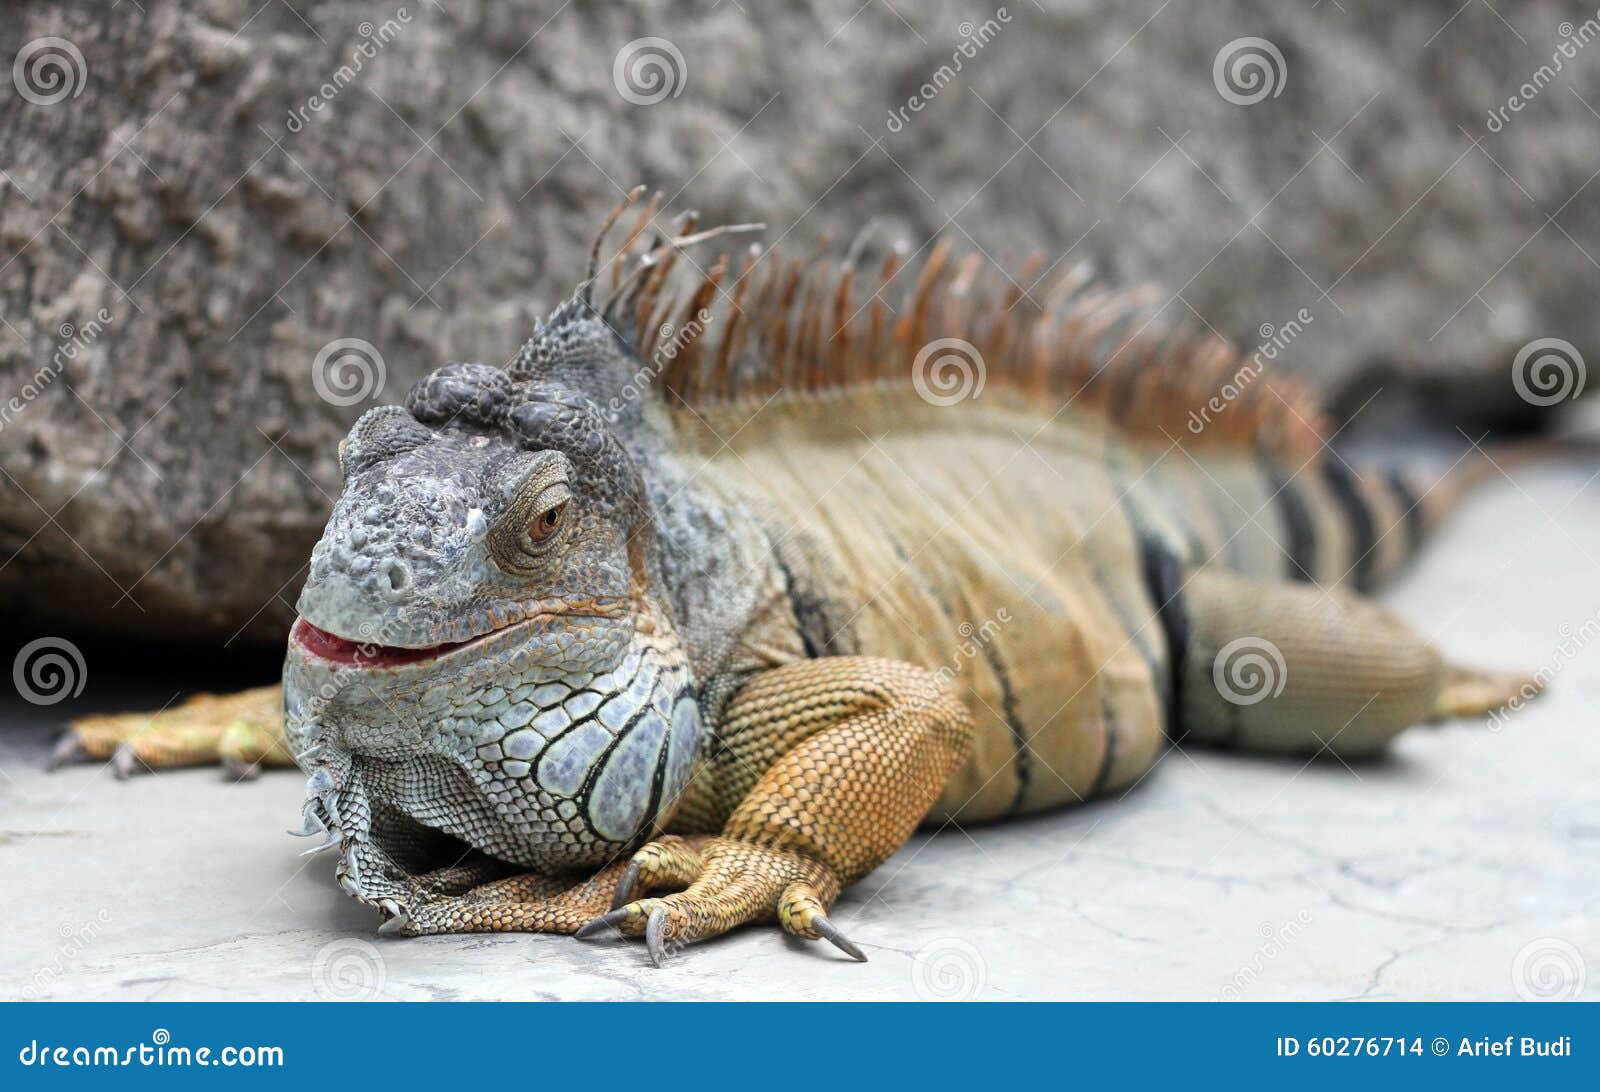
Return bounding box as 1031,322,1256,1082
284,301,702,886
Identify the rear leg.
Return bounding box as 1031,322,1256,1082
54,685,293,779
1167,569,1539,757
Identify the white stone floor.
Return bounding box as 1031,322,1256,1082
2,461,1596,1001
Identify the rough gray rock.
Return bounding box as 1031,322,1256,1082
1,0,1596,646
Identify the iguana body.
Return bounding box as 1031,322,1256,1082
64,193,1535,962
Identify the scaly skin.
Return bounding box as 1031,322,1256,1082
63,196,1543,964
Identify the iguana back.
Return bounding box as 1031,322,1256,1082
650,227,1451,824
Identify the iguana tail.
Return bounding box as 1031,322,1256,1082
1250,433,1588,594
1370,431,1595,586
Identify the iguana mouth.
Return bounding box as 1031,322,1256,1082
290,618,488,668
290,596,632,669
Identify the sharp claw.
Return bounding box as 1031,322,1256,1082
288,810,326,838
299,829,341,856
811,916,868,962
610,861,641,910
574,906,633,940
47,731,86,770
111,743,141,780
222,756,261,782
376,898,409,935
645,905,670,967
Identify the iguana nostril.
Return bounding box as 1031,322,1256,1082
384,559,411,594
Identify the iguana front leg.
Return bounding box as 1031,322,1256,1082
576,656,975,963
378,657,972,961
55,685,294,779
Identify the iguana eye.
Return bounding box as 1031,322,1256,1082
529,501,567,543
485,454,572,573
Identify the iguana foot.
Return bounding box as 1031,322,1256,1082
56,685,292,778
412,856,520,896
375,861,632,937
575,835,866,966
1431,664,1543,721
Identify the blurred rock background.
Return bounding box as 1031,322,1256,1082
1,0,1596,648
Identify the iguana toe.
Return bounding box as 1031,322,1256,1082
376,898,410,935
576,836,859,965
111,742,142,780
608,834,709,910
47,731,86,770
1432,663,1543,721
222,755,262,781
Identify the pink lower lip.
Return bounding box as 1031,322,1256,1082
290,618,477,668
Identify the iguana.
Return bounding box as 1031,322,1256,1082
58,189,1541,964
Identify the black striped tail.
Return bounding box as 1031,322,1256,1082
1266,434,1593,592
